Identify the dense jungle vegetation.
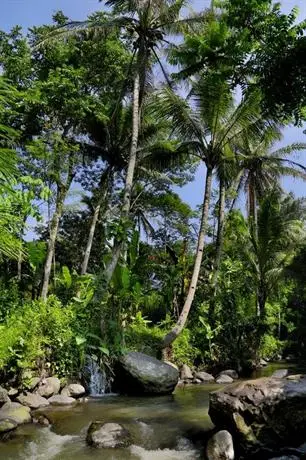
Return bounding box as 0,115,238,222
0,0,306,386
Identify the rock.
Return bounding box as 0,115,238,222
218,369,239,380
194,372,215,383
87,422,130,448
287,374,304,381
216,374,234,384
0,387,10,406
27,377,40,391
7,388,19,398
193,379,201,384
260,358,268,366
272,369,289,379
32,415,50,427
17,392,49,409
206,430,234,460
48,395,76,406
114,352,179,395
209,376,306,450
180,364,193,380
0,419,18,433
37,377,60,398
61,383,85,398
0,402,31,425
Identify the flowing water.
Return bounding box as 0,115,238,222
0,362,295,460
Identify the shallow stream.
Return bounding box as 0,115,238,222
0,363,293,460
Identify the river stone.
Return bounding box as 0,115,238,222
0,402,31,425
209,376,306,450
17,392,49,409
61,384,85,398
87,422,130,448
216,374,234,384
7,388,19,398
272,369,289,379
114,352,179,395
0,418,18,433
218,369,239,379
38,377,60,397
0,387,10,407
180,364,193,380
206,430,235,460
287,374,305,381
194,371,215,383
48,395,76,406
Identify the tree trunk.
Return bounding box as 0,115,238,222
80,168,112,276
104,71,141,284
209,178,226,322
162,166,213,350
40,187,65,301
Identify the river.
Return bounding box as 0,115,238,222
0,363,293,460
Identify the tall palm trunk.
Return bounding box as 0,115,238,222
81,168,111,275
209,178,226,322
41,186,66,301
104,72,141,284
162,166,213,351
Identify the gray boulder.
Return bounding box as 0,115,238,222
37,377,60,397
61,383,85,398
195,371,215,383
0,387,10,407
272,369,289,379
180,364,193,380
17,392,49,409
114,352,179,395
0,402,31,426
206,430,234,460
87,422,130,448
209,376,306,449
216,374,234,384
218,369,239,379
48,395,76,406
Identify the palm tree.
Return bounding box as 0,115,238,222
154,74,263,353
40,0,195,283
250,190,305,316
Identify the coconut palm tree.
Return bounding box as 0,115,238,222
154,74,263,352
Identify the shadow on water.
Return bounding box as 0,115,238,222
0,362,298,460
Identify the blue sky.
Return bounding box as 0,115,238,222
1,0,305,213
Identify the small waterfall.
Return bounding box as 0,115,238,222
85,355,111,396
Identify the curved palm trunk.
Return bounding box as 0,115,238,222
41,186,65,301
209,179,226,322
162,166,213,351
81,168,112,276
104,72,141,285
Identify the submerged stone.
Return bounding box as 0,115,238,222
206,430,234,460
87,422,130,448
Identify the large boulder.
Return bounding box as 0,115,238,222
37,377,60,398
61,383,85,398
216,374,234,384
17,392,49,409
114,352,179,395
48,395,76,406
87,422,130,448
209,377,306,450
206,430,235,460
194,372,215,383
0,402,31,430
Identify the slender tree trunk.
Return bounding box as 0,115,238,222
104,72,141,284
41,187,65,301
209,179,226,322
162,166,213,350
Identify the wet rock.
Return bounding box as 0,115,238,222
17,392,49,409
194,371,215,383
0,387,10,407
0,402,31,426
193,379,201,384
32,415,50,427
87,422,130,448
209,376,306,450
272,369,289,379
7,388,19,398
114,352,179,395
219,369,239,379
180,364,193,380
48,395,76,406
216,374,234,384
287,374,304,381
61,383,85,398
206,430,234,460
37,377,60,397
0,419,18,433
